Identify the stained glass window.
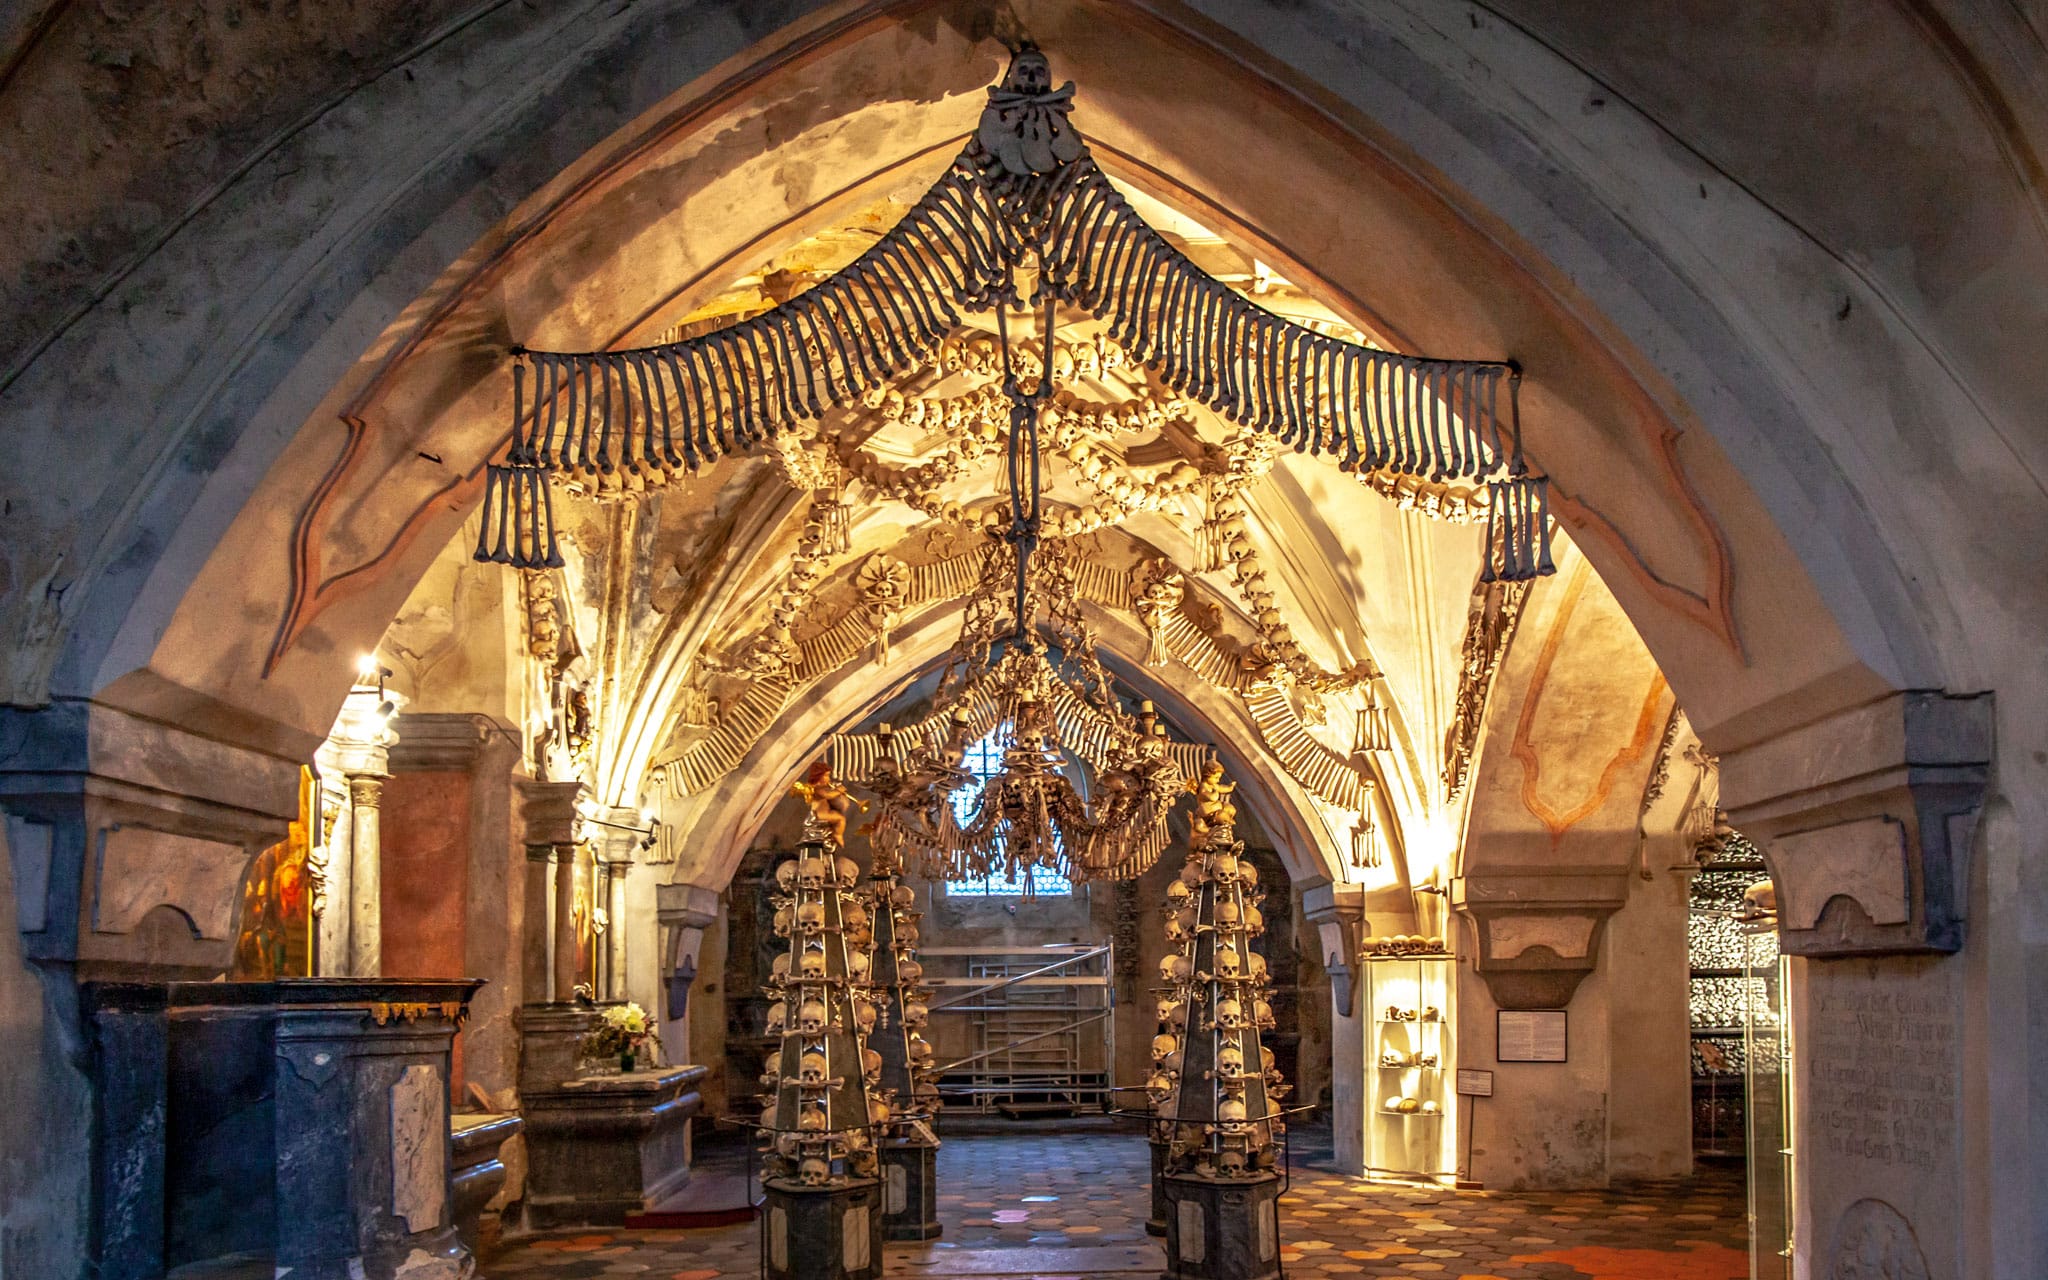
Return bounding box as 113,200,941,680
944,723,1074,898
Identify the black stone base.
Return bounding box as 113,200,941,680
1161,1171,1283,1280
763,1178,884,1280
881,1140,943,1240
1146,1140,1169,1237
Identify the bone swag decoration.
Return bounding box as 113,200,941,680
475,48,1554,584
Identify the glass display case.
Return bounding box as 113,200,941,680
1742,927,1793,1279
1361,953,1454,1181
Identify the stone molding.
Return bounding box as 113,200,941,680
1300,882,1364,1018
656,882,721,1023
519,779,585,849
387,712,520,773
0,699,299,974
1450,866,1632,1009
1720,690,1990,956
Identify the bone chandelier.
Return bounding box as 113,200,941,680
475,47,1556,586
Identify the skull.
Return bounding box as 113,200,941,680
798,1002,828,1036
775,860,798,891
799,1157,831,1186
837,856,860,886
1209,852,1239,881
1216,948,1243,978
1147,1071,1175,1099
1261,1047,1276,1073
1160,954,1191,983
846,950,870,980
1165,1001,1189,1030
854,1003,877,1034
798,1104,828,1131
773,906,794,937
1150,1033,1178,1062
759,1103,778,1127
1163,1049,1183,1075
759,1063,782,1089
796,902,825,934
775,1133,800,1159
1164,916,1189,945
1219,1096,1248,1125
798,949,827,979
847,921,874,948
1216,899,1241,927
842,899,869,930
1216,1146,1248,1175
796,854,828,890
896,959,923,985
861,1048,883,1080
909,1038,933,1064
868,1095,892,1124
1179,861,1204,888
1219,1044,1245,1077
1254,999,1275,1029
1215,998,1245,1029
798,1052,829,1086
891,884,917,908
1243,905,1265,936
896,920,920,946
1247,953,1268,979
1166,880,1191,906
1155,997,1180,1024
903,1002,929,1029
765,1002,787,1035
1240,860,1260,888
771,953,792,980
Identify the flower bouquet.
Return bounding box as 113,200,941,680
580,1002,661,1073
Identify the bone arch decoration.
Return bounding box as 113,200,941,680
651,540,1392,824
476,48,1554,584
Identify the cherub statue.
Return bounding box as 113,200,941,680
1186,761,1238,847
792,759,866,848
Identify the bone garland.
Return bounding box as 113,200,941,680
1154,773,1290,1178
758,825,884,1188
477,49,1550,580
1441,576,1531,801
1207,489,1378,695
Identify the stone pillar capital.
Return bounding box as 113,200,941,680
1301,882,1365,1018
1450,866,1630,1009
591,805,650,866
314,687,403,778
1720,689,1991,955
518,779,585,848
387,712,520,773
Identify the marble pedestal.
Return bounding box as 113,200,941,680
763,1178,883,1280
1161,1172,1283,1280
880,1139,942,1240
1147,1138,1170,1236
451,1113,523,1257
87,978,481,1280
521,1065,705,1227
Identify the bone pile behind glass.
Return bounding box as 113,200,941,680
758,837,884,1187
867,872,942,1132
1153,808,1290,1178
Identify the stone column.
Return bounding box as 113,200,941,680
518,781,584,1003
1717,692,1991,1280
654,883,721,1056
592,807,645,1005
313,685,399,978
347,775,385,977
554,842,581,1001
1302,882,1365,1174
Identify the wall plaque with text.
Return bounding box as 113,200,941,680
1496,1010,1568,1062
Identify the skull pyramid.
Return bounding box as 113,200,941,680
1152,764,1290,1178
759,811,886,1188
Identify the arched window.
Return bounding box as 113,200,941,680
944,723,1074,898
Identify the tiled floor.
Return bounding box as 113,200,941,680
482,1127,1749,1279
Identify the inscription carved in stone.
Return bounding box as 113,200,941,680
1807,984,1954,1175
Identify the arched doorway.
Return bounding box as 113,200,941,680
0,4,2037,1278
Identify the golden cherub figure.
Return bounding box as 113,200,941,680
1186,761,1237,847
792,759,867,848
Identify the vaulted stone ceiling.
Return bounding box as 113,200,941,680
373,186,1673,902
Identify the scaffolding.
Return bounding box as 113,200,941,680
922,944,1116,1116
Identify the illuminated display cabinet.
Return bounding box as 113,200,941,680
1361,953,1455,1181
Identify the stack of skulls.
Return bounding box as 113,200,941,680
757,836,887,1187
867,875,943,1131
1361,933,1448,957
1151,814,1291,1178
